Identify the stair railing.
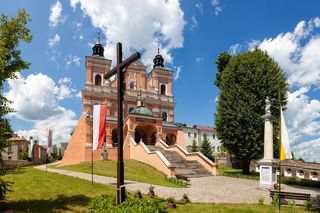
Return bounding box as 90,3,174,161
130,138,176,177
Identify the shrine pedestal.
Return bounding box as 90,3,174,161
258,159,278,190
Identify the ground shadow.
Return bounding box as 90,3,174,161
0,194,91,212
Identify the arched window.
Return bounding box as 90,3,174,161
160,84,166,95
95,75,102,86
128,107,134,113
162,112,167,121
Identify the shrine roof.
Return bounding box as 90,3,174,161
129,106,154,117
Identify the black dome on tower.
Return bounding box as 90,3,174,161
92,33,104,57
153,45,164,68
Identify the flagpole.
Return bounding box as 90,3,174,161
278,91,281,211
91,104,94,185
92,137,93,185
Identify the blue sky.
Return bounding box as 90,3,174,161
1,0,320,162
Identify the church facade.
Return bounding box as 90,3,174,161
61,40,186,166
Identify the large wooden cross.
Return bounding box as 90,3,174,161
104,43,140,204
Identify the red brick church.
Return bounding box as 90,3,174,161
61,39,216,178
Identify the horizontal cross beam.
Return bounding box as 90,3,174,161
103,52,141,80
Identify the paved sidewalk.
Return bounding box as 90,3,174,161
34,164,320,204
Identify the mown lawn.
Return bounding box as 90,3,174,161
55,160,182,187
0,167,114,212
218,166,259,180
0,167,313,212
170,203,311,213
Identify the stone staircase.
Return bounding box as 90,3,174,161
146,145,212,180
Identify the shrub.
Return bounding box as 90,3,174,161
167,177,187,187
166,197,176,209
316,194,320,206
181,193,190,203
258,195,264,205
281,177,320,188
166,196,175,203
133,190,142,198
148,185,155,198
272,193,279,208
288,199,296,208
149,185,154,194
0,179,7,201
305,200,312,211
88,194,167,213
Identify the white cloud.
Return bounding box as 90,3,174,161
5,73,79,145
16,107,76,145
285,88,320,145
229,43,241,55
70,0,185,69
174,66,182,81
251,17,320,87
59,77,72,84
75,91,82,98
211,0,222,16
79,35,84,40
195,3,203,14
293,138,320,162
48,34,61,48
49,1,64,27
66,54,81,68
196,57,204,63
191,15,198,29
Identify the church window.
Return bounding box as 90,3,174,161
95,75,102,86
162,112,167,121
213,134,216,139
188,132,191,138
160,84,166,95
217,146,220,152
194,133,197,138
129,107,134,113
130,81,135,90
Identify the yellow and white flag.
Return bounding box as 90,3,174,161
280,107,292,160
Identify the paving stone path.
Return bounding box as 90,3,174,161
35,164,320,204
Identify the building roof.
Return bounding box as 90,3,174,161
9,134,30,143
175,123,196,129
129,106,154,117
162,121,179,128
196,125,216,132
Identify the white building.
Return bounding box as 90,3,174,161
176,123,222,154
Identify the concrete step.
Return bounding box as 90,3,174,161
145,145,212,179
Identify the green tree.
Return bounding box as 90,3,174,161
19,146,29,160
200,134,213,160
0,9,32,164
215,49,288,174
191,137,198,152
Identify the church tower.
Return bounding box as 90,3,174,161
147,47,174,122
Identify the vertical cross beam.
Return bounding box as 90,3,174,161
116,43,125,204
103,43,140,204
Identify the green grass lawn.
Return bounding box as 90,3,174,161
54,160,182,187
0,167,114,212
218,166,259,180
170,203,311,213
0,167,313,212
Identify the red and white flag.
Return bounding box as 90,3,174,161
92,104,107,150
